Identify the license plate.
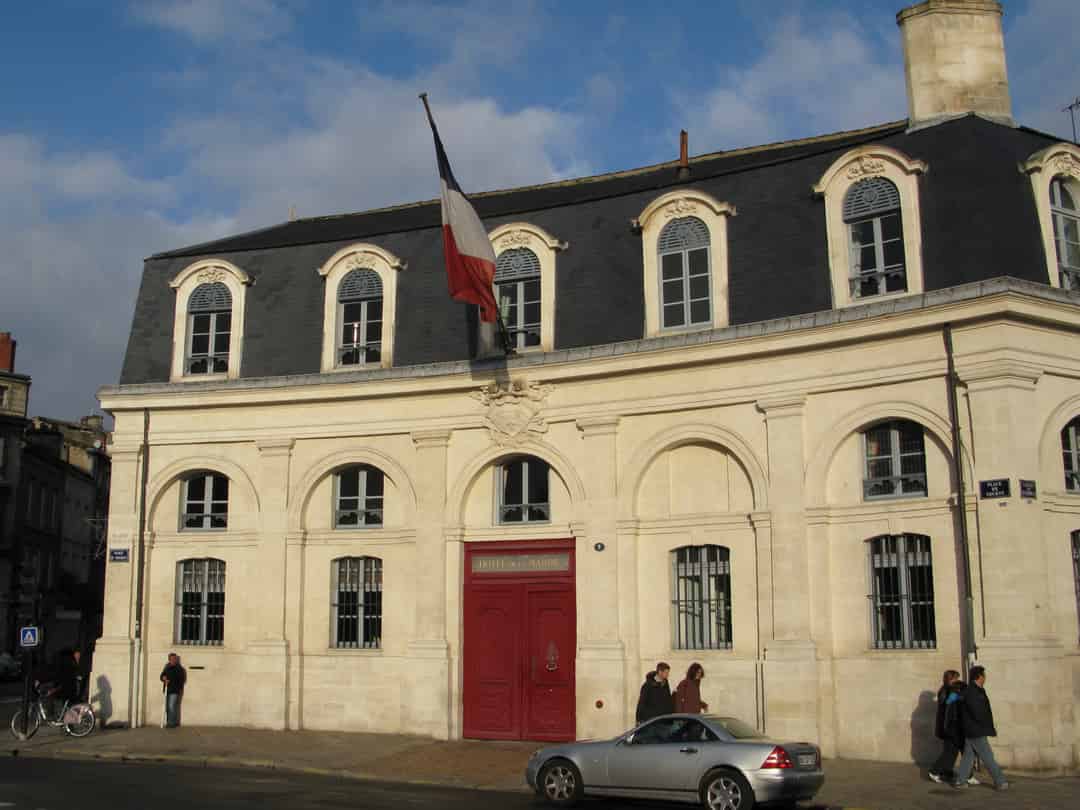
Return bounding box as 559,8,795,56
798,753,816,768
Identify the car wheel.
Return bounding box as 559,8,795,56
538,758,583,806
701,768,754,810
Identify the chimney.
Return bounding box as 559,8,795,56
677,130,691,181
896,1,1012,128
0,332,15,372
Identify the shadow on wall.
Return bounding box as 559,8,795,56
92,675,113,727
910,690,939,766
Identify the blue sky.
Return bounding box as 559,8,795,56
1,0,1077,421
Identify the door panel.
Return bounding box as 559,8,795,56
525,586,575,741
605,718,705,791
463,586,521,739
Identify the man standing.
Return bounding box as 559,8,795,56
953,666,1009,791
635,662,674,723
160,653,186,729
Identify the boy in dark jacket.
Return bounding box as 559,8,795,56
952,666,1009,791
635,662,674,723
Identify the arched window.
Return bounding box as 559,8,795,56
186,282,232,374
176,558,226,645
867,534,935,649
671,545,732,650
182,472,229,530
337,269,383,366
844,177,906,299
334,465,384,528
498,457,550,523
1072,531,1080,639
863,420,927,500
495,248,542,350
658,216,712,330
1062,417,1080,491
1051,177,1080,290
331,556,382,649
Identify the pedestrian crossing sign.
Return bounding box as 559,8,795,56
19,626,39,648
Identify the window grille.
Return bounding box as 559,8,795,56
331,556,382,648
1072,531,1080,641
186,283,232,374
844,178,907,298
863,420,927,499
867,534,936,649
176,558,226,645
671,545,732,650
1063,417,1080,491
338,270,383,366
182,473,229,530
496,249,542,349
498,457,550,523
658,217,711,329
1051,178,1080,290
335,465,384,527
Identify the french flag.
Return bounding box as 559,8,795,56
421,95,499,323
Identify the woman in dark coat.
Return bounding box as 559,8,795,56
674,663,709,714
928,670,964,783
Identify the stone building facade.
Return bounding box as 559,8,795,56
96,1,1080,769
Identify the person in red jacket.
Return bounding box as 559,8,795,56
674,662,709,713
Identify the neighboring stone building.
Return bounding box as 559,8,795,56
96,1,1080,769
0,332,111,656
0,332,31,652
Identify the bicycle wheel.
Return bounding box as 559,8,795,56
9,707,41,740
64,704,96,737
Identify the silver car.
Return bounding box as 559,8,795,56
525,714,824,810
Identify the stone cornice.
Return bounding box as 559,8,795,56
256,438,295,456
959,359,1043,391
755,394,807,418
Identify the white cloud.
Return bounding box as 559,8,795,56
131,0,294,43
680,13,906,152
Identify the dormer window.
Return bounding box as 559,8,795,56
168,260,250,382
844,178,907,299
186,283,232,375
814,146,926,309
495,248,542,350
658,217,712,329
337,270,383,366
1051,177,1080,290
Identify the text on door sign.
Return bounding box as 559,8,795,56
471,553,570,573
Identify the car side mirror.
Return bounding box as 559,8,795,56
620,734,634,746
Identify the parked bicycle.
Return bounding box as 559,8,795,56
9,682,96,740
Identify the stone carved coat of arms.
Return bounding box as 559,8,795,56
471,380,554,446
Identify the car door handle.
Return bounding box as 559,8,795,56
679,747,698,754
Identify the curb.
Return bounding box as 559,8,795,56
8,746,532,793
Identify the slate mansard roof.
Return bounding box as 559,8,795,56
119,115,1063,386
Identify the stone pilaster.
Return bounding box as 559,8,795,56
249,438,294,729
406,429,452,738
961,360,1072,768
756,396,819,742
575,416,626,739
92,445,142,727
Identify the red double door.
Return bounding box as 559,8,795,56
462,540,576,741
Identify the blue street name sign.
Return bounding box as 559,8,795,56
19,626,39,648
979,478,1010,499
109,548,130,563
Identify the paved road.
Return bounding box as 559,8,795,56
1,758,543,810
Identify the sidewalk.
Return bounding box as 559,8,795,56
8,724,1080,809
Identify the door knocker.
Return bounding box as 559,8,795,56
545,641,559,671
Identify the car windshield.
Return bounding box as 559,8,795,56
707,716,764,739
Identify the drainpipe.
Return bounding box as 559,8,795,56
131,408,150,726
942,325,977,670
